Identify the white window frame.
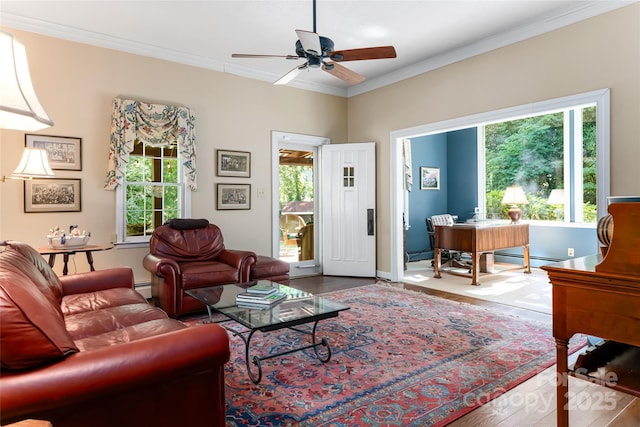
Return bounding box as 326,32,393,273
115,149,191,246
480,104,596,224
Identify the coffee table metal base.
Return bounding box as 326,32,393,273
205,306,334,384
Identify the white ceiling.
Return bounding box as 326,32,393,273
1,1,635,97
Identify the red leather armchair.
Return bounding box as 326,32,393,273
143,219,257,317
0,241,229,427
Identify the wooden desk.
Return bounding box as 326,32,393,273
433,222,530,285
37,244,114,275
541,255,640,427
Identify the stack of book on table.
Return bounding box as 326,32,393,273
236,284,287,309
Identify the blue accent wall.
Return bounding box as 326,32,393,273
447,128,478,222
405,128,598,265
406,134,447,258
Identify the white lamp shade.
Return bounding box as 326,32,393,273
0,31,54,131
11,148,55,179
547,189,565,205
501,185,528,205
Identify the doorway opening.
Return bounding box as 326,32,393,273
271,131,329,278
278,148,314,262
389,89,611,283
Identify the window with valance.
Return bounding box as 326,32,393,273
104,98,197,190
105,98,196,243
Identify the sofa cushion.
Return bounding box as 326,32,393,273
0,269,78,370
65,302,171,341
73,318,187,352
179,261,239,289
150,224,226,262
61,287,149,316
2,242,63,311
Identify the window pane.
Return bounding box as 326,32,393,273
485,112,564,221
582,106,597,223
163,158,178,183
164,186,178,209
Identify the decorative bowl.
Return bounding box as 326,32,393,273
48,235,91,249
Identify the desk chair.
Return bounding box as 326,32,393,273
427,214,472,272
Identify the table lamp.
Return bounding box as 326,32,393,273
501,185,528,224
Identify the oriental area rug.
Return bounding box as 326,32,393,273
184,284,584,426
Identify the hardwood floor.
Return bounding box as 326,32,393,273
288,275,638,426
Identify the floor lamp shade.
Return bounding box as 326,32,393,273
0,31,54,131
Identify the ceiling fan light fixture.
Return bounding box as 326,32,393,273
231,0,396,86
308,56,322,68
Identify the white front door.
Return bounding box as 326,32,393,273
321,142,376,277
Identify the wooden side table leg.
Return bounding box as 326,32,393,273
86,251,96,271
47,254,56,268
62,253,70,276
556,338,570,427
434,249,442,278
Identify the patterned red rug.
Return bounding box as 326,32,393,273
183,283,585,426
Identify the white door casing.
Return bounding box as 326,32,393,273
272,131,328,278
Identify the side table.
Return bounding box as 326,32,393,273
37,244,114,275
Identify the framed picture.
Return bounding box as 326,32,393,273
217,183,251,210
25,134,82,171
24,178,81,213
420,167,440,190
216,149,251,178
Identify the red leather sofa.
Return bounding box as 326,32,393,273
0,241,229,427
143,219,259,318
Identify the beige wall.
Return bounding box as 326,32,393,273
348,4,640,273
0,28,348,282
1,4,639,281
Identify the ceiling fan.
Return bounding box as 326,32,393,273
231,0,397,86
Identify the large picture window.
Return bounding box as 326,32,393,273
482,105,597,224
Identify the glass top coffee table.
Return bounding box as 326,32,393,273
186,281,350,384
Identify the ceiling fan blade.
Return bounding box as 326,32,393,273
274,62,309,85
322,62,366,85
330,46,397,62
232,54,300,60
295,29,322,57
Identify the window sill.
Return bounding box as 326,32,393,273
527,220,595,229
113,241,150,249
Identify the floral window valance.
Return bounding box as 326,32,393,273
104,98,197,190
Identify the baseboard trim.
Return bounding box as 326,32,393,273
135,282,151,299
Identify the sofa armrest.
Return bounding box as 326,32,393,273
60,267,135,295
143,253,181,277
0,323,229,421
219,250,257,282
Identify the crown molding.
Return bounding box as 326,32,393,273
2,1,634,99
348,1,636,97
